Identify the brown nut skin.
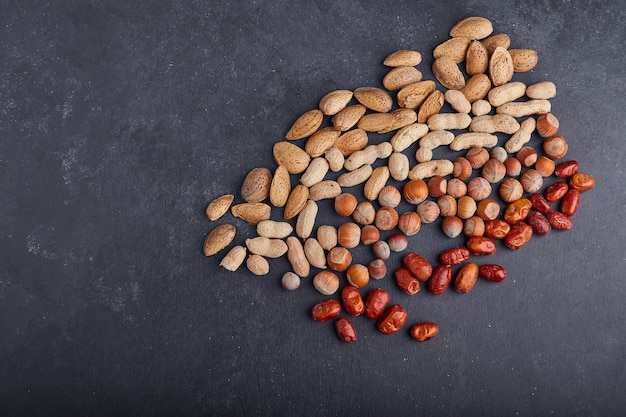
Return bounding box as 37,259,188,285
395,268,421,295
365,288,390,319
554,160,579,178
428,265,453,295
526,211,551,235
560,189,581,217
341,286,365,316
503,198,532,224
402,252,433,281
544,181,569,202
454,262,479,293
466,236,497,256
504,222,533,249
311,299,341,322
410,322,439,342
439,247,471,266
335,317,358,343
547,211,574,230
529,193,552,214
478,264,507,282
484,219,511,239
377,304,408,334
569,173,595,192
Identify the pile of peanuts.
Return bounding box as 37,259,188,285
203,16,595,343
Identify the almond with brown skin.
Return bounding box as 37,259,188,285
203,223,236,256
334,128,368,156
433,37,471,63
383,49,422,67
219,245,247,271
432,57,465,90
353,87,393,113
466,40,489,75
241,167,272,203
231,203,271,225
269,165,290,207
283,184,309,220
273,141,311,174
380,109,418,133
461,73,492,103
304,127,340,157
489,46,514,87
383,66,423,91
397,80,436,109
509,49,539,72
481,33,511,54
331,104,367,131
285,109,324,140
319,90,353,116
449,16,493,40
417,90,444,123
206,194,234,221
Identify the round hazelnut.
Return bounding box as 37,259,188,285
375,207,399,231
463,216,485,237
313,270,340,295
368,259,387,280
327,247,352,272
476,197,501,221
281,271,301,291
534,156,555,177
504,157,522,177
442,216,463,238
403,179,429,204
446,178,467,198
516,146,538,167
437,194,457,217
346,264,370,288
372,240,390,260
352,201,376,225
338,222,361,249
377,185,401,208
543,135,568,159
417,200,440,223
457,195,477,219
453,157,472,180
536,113,559,138
360,224,380,245
467,177,492,201
466,146,490,169
335,193,357,217
520,169,543,193
387,233,408,252
481,159,506,183
398,212,421,236
427,176,448,198
489,146,508,162
499,178,524,202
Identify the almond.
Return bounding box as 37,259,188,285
283,184,309,220
273,141,311,174
417,90,444,123
304,127,340,157
489,46,514,87
380,108,418,133
285,109,324,140
203,223,236,256
331,104,367,131
460,73,492,103
465,40,489,76
383,49,422,67
269,165,291,207
382,66,423,91
353,86,393,113
449,16,493,40
433,37,471,63
357,112,395,133
241,167,272,203
481,33,511,54
432,57,465,90
231,203,271,224
206,194,234,221
397,80,436,109
319,90,353,116
334,128,368,156
509,49,538,72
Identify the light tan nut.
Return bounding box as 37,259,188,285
304,127,340,157
353,86,393,113
256,220,293,239
432,57,466,90
304,238,327,269
331,104,367,131
203,223,236,256
295,199,318,239
309,180,341,201
390,123,429,152
415,130,455,162
408,160,454,180
471,99,492,116
427,113,472,131
481,33,511,54
489,46,514,87
433,37,471,63
496,99,551,118
269,165,291,208
219,245,247,271
383,66,423,91
273,141,311,174
509,49,538,72
466,40,489,75
381,108,418,133
357,112,396,133
246,254,269,276
285,109,323,140
231,203,271,225
319,90,353,116
325,147,345,172
461,74,491,103
206,194,234,221
469,114,520,134
334,128,368,156
450,132,498,151
397,80,436,109
526,81,557,99
388,152,410,181
344,142,392,171
286,236,310,277
449,16,494,40
245,237,288,258
383,49,422,67
364,166,390,201
300,157,329,187
317,225,338,251
504,117,537,153
241,167,272,203
417,90,445,123
337,164,373,188
487,81,527,107
283,184,309,220
444,90,471,114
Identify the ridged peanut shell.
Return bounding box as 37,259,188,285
245,237,288,258
273,141,311,174
287,236,310,278
219,245,247,271
285,109,324,140
364,166,390,201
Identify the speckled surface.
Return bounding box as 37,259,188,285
1,1,625,416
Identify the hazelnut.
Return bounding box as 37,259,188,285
489,146,508,162
375,207,399,231
368,259,387,280
281,272,301,291
453,157,472,180
372,240,391,260
463,216,485,237
437,194,458,217
335,193,357,217
499,178,524,202
417,200,440,223
503,157,522,177
536,113,559,138
378,185,401,208
516,146,538,167
466,146,489,169
327,247,352,271
520,169,543,193
387,233,408,252
534,156,555,177
346,264,370,288
442,216,463,238
313,270,340,295
446,178,467,198
427,176,448,198
457,195,477,219
360,225,380,245
403,179,429,204
481,159,506,183
338,222,361,249
398,212,421,236
316,225,338,251
352,201,376,225
467,177,492,201
476,197,501,221
543,135,568,159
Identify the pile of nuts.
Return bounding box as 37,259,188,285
202,16,595,343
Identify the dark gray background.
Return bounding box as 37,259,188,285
1,0,625,416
